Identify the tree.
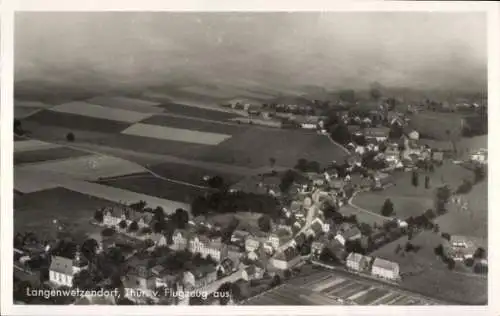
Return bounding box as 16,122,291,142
284,269,292,279
435,186,451,214
474,165,486,183
153,206,165,223
257,215,272,233
73,269,93,290
118,220,127,230
424,209,435,220
101,227,115,237
280,170,296,193
425,175,430,189
338,89,356,103
171,208,189,229
395,244,402,254
66,132,75,142
369,82,383,101
307,161,321,173
411,171,419,187
295,158,308,172
473,247,486,260
270,275,281,287
217,282,232,305
153,221,165,233
208,176,225,190
359,223,373,236
434,244,444,257
128,221,139,233
381,198,394,217
81,238,99,263
93,209,104,223
269,157,276,169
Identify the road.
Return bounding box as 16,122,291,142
347,189,392,220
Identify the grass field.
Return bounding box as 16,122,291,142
14,187,121,239
352,163,475,220
370,231,487,305
14,139,62,153
98,174,208,204
338,205,389,226
409,112,464,140
14,147,91,165
149,162,244,186
25,110,131,134
16,154,147,181
50,101,153,123
206,212,264,233
160,102,241,121
141,114,247,135
15,106,42,119
200,129,348,168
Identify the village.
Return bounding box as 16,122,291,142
13,95,488,306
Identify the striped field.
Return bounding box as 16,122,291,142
121,123,232,145
50,101,153,123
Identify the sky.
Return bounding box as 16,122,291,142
14,12,487,93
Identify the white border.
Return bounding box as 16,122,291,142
2,1,499,315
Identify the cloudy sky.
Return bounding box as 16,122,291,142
15,12,487,92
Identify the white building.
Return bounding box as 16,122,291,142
346,253,372,272
371,258,400,280
49,250,88,287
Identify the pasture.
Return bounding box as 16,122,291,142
338,205,389,226
206,212,264,233
98,174,208,204
50,101,153,123
14,139,62,153
370,231,487,305
14,146,90,165
24,110,131,133
14,106,42,119
141,114,247,135
200,129,349,169
87,96,165,114
160,102,241,121
352,163,475,220
15,154,147,181
121,123,233,145
14,187,121,240
149,162,244,186
409,112,464,140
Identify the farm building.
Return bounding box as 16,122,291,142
269,247,301,270
371,258,400,280
346,252,372,272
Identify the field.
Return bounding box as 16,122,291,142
14,146,91,165
338,205,388,226
199,129,348,169
14,187,121,239
160,102,241,121
98,174,209,204
149,162,244,186
245,268,439,305
435,179,488,240
409,112,464,140
370,231,487,304
14,106,42,119
141,114,247,135
16,154,147,181
25,110,131,134
352,163,475,220
121,123,232,145
206,212,264,233
14,139,62,153
50,101,153,123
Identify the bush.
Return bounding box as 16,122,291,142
66,132,75,142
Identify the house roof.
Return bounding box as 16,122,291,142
192,264,217,279
347,252,370,265
343,227,362,239
364,127,390,137
274,247,300,262
372,258,399,272
50,256,74,275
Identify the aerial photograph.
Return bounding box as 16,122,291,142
12,12,487,306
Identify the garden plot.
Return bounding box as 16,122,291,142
86,96,165,114
121,123,232,145
49,101,153,123
14,139,62,153
15,154,147,181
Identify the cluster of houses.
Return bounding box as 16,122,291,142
346,253,400,281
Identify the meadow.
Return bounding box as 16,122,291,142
50,101,153,123
87,96,165,113
14,146,90,165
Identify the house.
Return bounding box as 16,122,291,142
432,151,444,164
364,127,390,142
189,236,228,262
371,258,400,280
470,149,487,164
150,233,168,248
242,264,265,281
231,230,251,244
311,237,327,257
346,252,372,272
449,235,475,261
245,236,262,253
151,265,178,290
183,264,217,290
267,233,289,250
125,256,156,293
49,250,88,287
170,229,193,251
342,227,362,241
269,248,301,270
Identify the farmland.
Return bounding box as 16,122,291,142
160,102,242,121
369,231,487,305
14,139,62,153
97,174,209,204
14,187,122,240
206,212,264,233
409,112,464,140
141,114,247,135
149,162,244,186
121,123,233,145
352,163,475,220
49,101,153,123
14,146,91,165
24,110,131,134
16,154,147,181
338,205,388,226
